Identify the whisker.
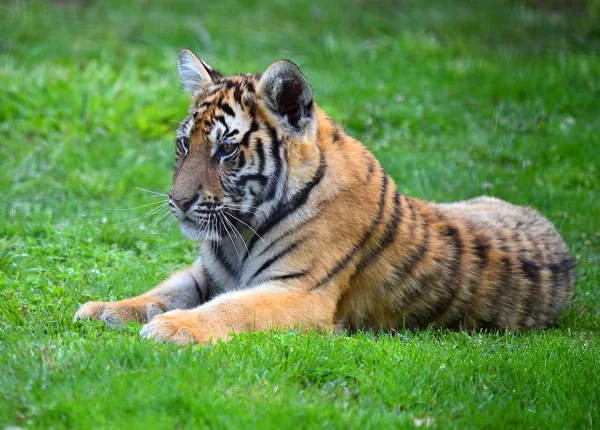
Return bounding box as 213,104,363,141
147,205,172,223
144,207,172,229
218,213,240,258
200,214,211,240
222,203,268,214
153,217,176,236
109,200,167,212
223,212,250,256
223,210,267,244
113,204,169,226
209,213,217,247
148,208,174,232
135,187,169,197
222,205,267,222
158,211,177,229
197,217,207,239
202,213,212,244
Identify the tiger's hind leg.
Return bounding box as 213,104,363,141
74,264,208,327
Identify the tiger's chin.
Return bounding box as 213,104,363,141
179,218,222,242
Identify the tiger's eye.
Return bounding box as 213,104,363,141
221,145,236,154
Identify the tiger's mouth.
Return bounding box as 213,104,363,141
179,215,223,242
174,202,255,244
178,205,245,243
184,204,224,225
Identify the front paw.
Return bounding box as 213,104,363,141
74,297,166,327
140,311,215,345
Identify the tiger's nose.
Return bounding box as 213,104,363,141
171,194,199,212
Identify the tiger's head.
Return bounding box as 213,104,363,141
169,49,318,242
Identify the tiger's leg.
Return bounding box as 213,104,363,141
73,264,208,327
139,285,337,344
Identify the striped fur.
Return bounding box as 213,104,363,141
74,50,576,343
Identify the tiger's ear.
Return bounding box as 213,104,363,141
257,60,314,133
178,49,221,94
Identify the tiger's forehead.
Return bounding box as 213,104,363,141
177,74,260,140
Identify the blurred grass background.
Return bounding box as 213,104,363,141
1,0,599,428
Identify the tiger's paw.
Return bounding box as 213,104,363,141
140,310,219,345
73,297,166,328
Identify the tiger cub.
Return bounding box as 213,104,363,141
74,49,577,344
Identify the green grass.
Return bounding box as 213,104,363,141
1,0,599,428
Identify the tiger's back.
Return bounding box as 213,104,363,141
335,191,576,332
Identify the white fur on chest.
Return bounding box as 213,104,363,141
200,201,318,294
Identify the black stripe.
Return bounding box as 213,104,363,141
406,198,417,239
365,153,376,182
214,244,238,280
332,128,341,143
214,115,228,128
391,270,437,329
521,258,541,284
256,216,315,258
311,170,389,290
201,86,224,99
189,273,205,303
207,67,223,80
203,267,219,298
194,208,221,215
549,258,577,313
443,224,465,310
224,128,239,139
488,256,515,327
512,221,525,245
263,125,284,203
255,138,265,173
473,235,491,269
517,257,576,327
426,224,465,324
233,85,244,105
240,120,259,147
262,271,308,283
329,118,342,143
356,189,402,271
245,149,326,259
237,150,246,169
384,216,430,290
235,173,269,188
247,238,306,284
444,225,464,263
221,176,236,195
464,235,486,300
218,101,234,116
519,257,541,327
493,229,511,254
195,203,220,210
257,229,297,258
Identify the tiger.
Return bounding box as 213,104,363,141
74,49,577,344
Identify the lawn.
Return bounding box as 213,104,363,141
1,0,599,428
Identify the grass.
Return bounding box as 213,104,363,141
1,0,599,427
